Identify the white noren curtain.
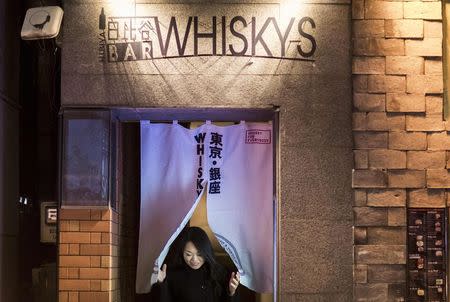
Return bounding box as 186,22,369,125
136,121,273,294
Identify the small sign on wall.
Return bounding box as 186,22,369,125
21,6,64,40
40,202,57,243
407,208,447,301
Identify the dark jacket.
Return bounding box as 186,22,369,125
156,263,239,302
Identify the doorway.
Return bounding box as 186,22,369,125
115,108,278,302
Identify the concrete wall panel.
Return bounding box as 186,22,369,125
61,0,352,300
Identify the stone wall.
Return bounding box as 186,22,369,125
352,0,444,300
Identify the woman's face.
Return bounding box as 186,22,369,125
183,241,205,270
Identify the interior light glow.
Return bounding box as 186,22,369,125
109,0,136,16
280,0,304,20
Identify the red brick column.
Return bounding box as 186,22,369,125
58,209,119,302
352,0,444,299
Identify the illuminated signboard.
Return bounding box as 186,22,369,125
97,7,317,63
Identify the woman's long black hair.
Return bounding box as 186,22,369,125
174,226,227,296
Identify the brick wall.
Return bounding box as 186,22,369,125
352,0,444,300
58,209,119,302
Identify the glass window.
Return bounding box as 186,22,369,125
60,109,116,208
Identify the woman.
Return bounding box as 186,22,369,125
155,226,240,302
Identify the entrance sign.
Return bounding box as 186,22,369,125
98,6,317,62
136,121,273,293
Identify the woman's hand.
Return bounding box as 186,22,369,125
228,271,240,296
157,264,167,283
